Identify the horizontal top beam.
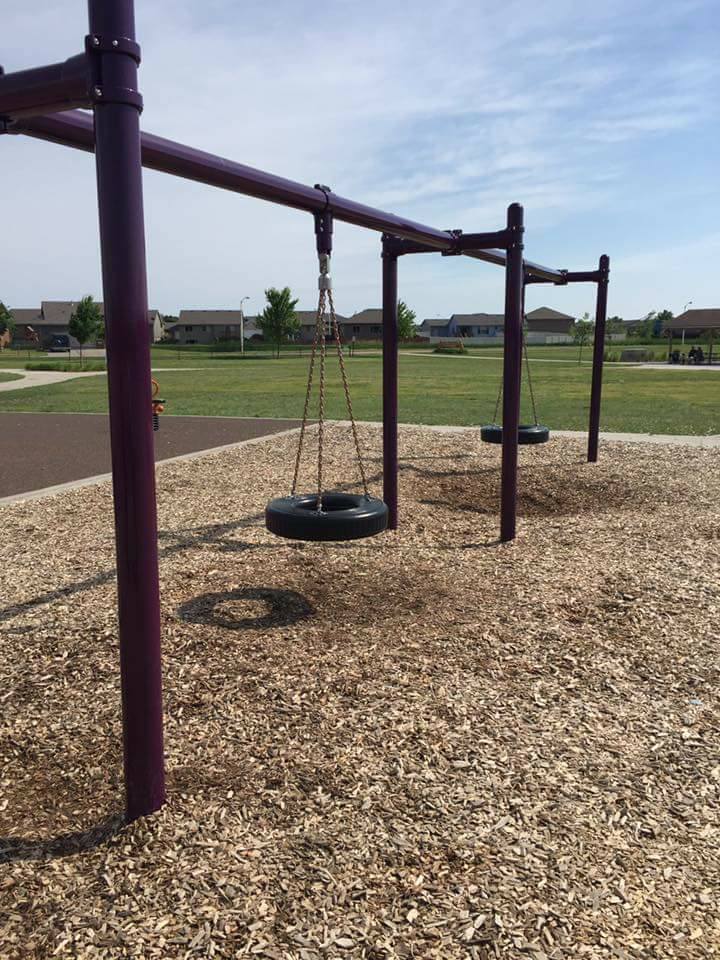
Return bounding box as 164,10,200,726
7,109,572,281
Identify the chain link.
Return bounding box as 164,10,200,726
489,321,539,426
291,290,324,497
328,288,370,497
290,261,371,506
522,325,539,425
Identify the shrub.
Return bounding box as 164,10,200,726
25,360,107,372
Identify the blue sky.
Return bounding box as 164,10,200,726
2,0,718,321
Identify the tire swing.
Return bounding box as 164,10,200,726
481,323,550,445
265,200,388,542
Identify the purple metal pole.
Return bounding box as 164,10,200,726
500,204,524,543
382,240,399,529
8,110,569,282
0,54,91,119
587,254,610,463
88,0,165,820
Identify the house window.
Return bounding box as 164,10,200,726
200,325,207,332
353,325,360,334
370,326,381,335
184,325,192,332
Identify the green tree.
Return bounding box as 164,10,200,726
573,313,594,364
258,287,299,358
69,295,103,367
0,302,15,336
605,314,624,343
638,311,657,340
654,309,673,338
397,300,417,340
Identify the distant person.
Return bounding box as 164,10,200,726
688,346,697,364
697,346,705,363
350,334,356,357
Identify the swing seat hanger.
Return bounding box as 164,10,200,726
314,184,333,287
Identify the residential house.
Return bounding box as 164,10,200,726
296,308,382,343
419,307,575,343
167,310,258,344
9,301,164,347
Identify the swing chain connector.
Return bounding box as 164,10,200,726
314,185,334,290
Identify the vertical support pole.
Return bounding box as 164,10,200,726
667,331,673,363
500,203,524,543
587,254,610,463
88,0,165,820
382,237,399,529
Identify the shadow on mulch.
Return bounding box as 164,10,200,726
408,461,666,518
0,815,124,863
177,587,314,630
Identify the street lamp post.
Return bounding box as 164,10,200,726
681,300,692,347
240,296,250,355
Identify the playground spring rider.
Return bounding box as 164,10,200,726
265,191,388,542
481,321,550,445
151,378,165,432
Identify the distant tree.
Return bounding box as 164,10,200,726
605,314,624,343
0,302,15,336
258,287,299,358
654,309,674,338
573,312,594,364
638,311,657,340
397,300,417,340
69,295,103,367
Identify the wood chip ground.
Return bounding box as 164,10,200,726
1,426,719,959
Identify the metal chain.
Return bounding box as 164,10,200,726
492,372,503,424
291,290,324,497
490,321,539,425
522,324,539,425
316,288,327,510
290,252,370,505
328,288,370,497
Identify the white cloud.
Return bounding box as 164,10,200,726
1,0,718,321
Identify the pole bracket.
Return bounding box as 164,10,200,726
90,85,143,110
314,184,333,257
85,35,142,64
86,34,143,112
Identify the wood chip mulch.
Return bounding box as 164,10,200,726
1,426,719,959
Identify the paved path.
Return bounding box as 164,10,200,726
0,413,303,500
0,368,106,392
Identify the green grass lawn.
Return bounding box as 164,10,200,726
0,353,717,434
0,372,22,383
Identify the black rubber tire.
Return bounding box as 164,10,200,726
265,492,389,542
480,423,550,445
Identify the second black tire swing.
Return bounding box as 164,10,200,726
265,193,389,542
481,320,550,445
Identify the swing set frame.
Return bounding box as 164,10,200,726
0,0,611,823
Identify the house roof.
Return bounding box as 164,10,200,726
526,307,575,321
452,312,504,325
420,318,451,328
665,309,720,332
9,308,41,325
177,309,255,326
40,300,161,325
297,309,350,325
348,308,382,325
